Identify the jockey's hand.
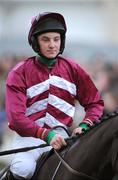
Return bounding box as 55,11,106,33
72,123,89,136
72,127,83,136
50,134,67,150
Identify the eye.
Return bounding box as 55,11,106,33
41,37,49,42
43,39,49,42
54,37,60,42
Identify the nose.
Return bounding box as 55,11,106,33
49,40,55,48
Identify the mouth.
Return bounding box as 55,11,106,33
47,50,56,54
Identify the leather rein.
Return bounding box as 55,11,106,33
51,126,98,180
0,126,97,180
53,148,97,180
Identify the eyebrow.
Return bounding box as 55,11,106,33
41,35,60,38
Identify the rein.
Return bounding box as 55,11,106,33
51,126,98,179
0,137,97,180
0,136,73,156
54,149,98,180
0,141,97,180
0,143,49,156
1,111,118,179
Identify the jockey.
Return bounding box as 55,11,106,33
4,12,104,179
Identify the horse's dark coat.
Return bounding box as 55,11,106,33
34,111,118,180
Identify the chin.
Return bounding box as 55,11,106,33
47,54,57,59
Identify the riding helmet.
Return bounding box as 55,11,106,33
28,12,67,55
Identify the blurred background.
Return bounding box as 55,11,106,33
0,0,118,173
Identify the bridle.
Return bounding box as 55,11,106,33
0,125,97,180
50,126,98,180
1,111,118,179
53,149,98,180
0,133,97,180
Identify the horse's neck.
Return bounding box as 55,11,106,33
65,116,118,171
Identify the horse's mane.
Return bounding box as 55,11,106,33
100,110,118,122
67,110,118,144
34,110,118,180
90,110,118,129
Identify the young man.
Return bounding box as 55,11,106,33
5,12,104,179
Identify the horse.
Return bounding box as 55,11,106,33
32,111,118,180
0,111,118,180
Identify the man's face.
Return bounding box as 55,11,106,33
37,32,61,59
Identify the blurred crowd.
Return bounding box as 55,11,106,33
0,54,27,149
84,55,118,114
0,54,118,148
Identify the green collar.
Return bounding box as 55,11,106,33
38,56,56,69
